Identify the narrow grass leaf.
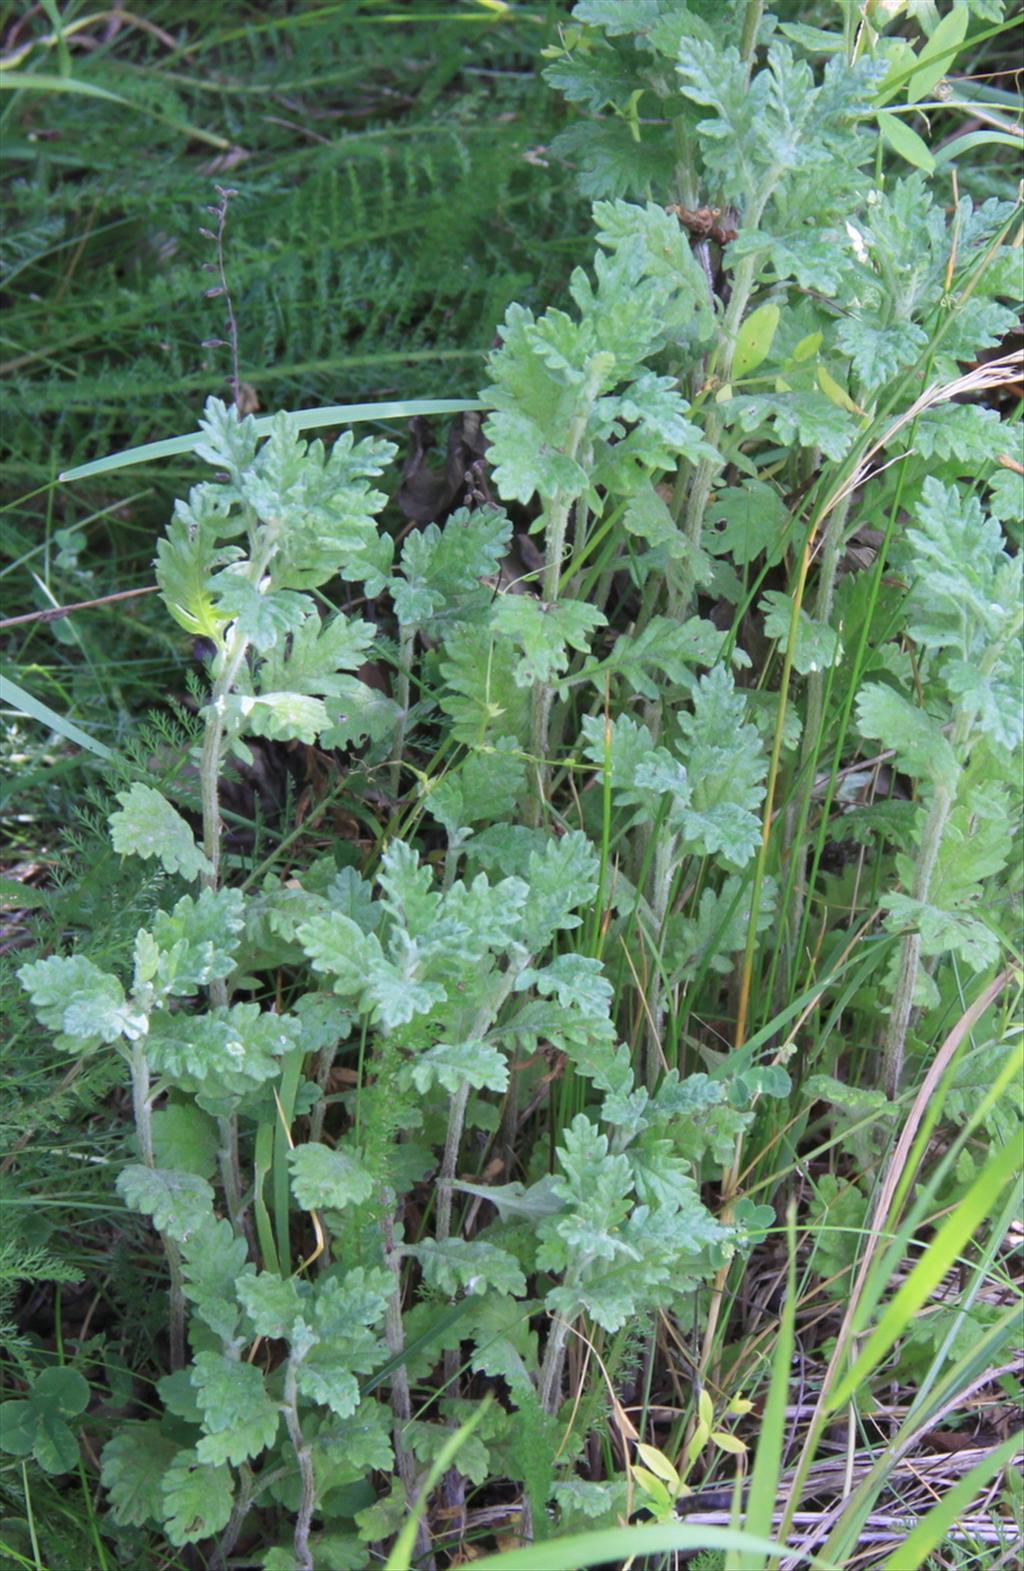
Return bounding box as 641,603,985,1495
59,400,488,482
463,1523,836,1571
731,1204,797,1571
827,1129,1022,1412
384,1398,492,1571
878,1432,1020,1569
876,111,936,173
0,675,114,759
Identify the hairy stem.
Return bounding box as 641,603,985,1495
282,1361,316,1571
130,1043,185,1370
529,364,602,819
739,0,764,69
212,1463,256,1571
644,830,679,1088
786,492,852,965
390,625,416,799
538,1312,573,1416
882,778,953,1096
380,1195,435,1566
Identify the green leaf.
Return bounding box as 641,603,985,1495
151,1102,219,1179
0,1369,90,1475
161,1448,234,1546
237,1273,305,1339
906,3,970,103
427,740,527,838
723,389,858,461
675,666,767,864
438,624,531,746
206,574,312,652
109,783,212,881
191,1351,279,1465
289,1141,375,1212
140,886,245,997
856,683,959,789
101,1423,179,1527
410,1237,527,1298
521,831,600,949
314,678,399,750
379,839,442,936
880,894,1001,971
760,590,841,674
222,690,330,745
155,486,240,641
836,316,929,391
393,507,512,631
526,955,614,1015
0,1401,36,1457
404,1039,509,1096
254,609,376,696
116,1165,215,1243
294,1362,362,1420
493,596,606,688
18,953,144,1048
733,303,780,380
910,404,1007,464
180,1218,251,1342
876,109,936,173
146,1005,297,1108
705,480,789,568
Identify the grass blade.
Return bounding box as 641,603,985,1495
731,1203,797,1571
58,399,488,482
463,1522,837,1571
0,674,113,759
877,1433,1021,1570
826,1110,1023,1413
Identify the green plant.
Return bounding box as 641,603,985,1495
8,0,1023,1566
0,1366,90,1477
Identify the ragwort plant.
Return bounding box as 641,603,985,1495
17,400,750,1567
13,0,1023,1566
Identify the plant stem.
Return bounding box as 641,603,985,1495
282,1360,316,1571
200,628,252,896
882,777,953,1096
199,596,266,1243
380,1193,435,1567
391,625,416,799
130,1042,185,1370
212,1463,256,1570
436,964,526,1252
739,0,764,69
216,1113,246,1239
645,830,679,1087
435,1082,471,1252
529,364,601,819
538,1311,572,1416
786,491,852,964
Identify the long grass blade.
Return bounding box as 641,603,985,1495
731,1204,798,1571
462,1522,837,1571
0,674,114,759
826,1112,1023,1414
58,399,488,482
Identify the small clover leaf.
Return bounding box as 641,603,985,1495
0,1367,90,1476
